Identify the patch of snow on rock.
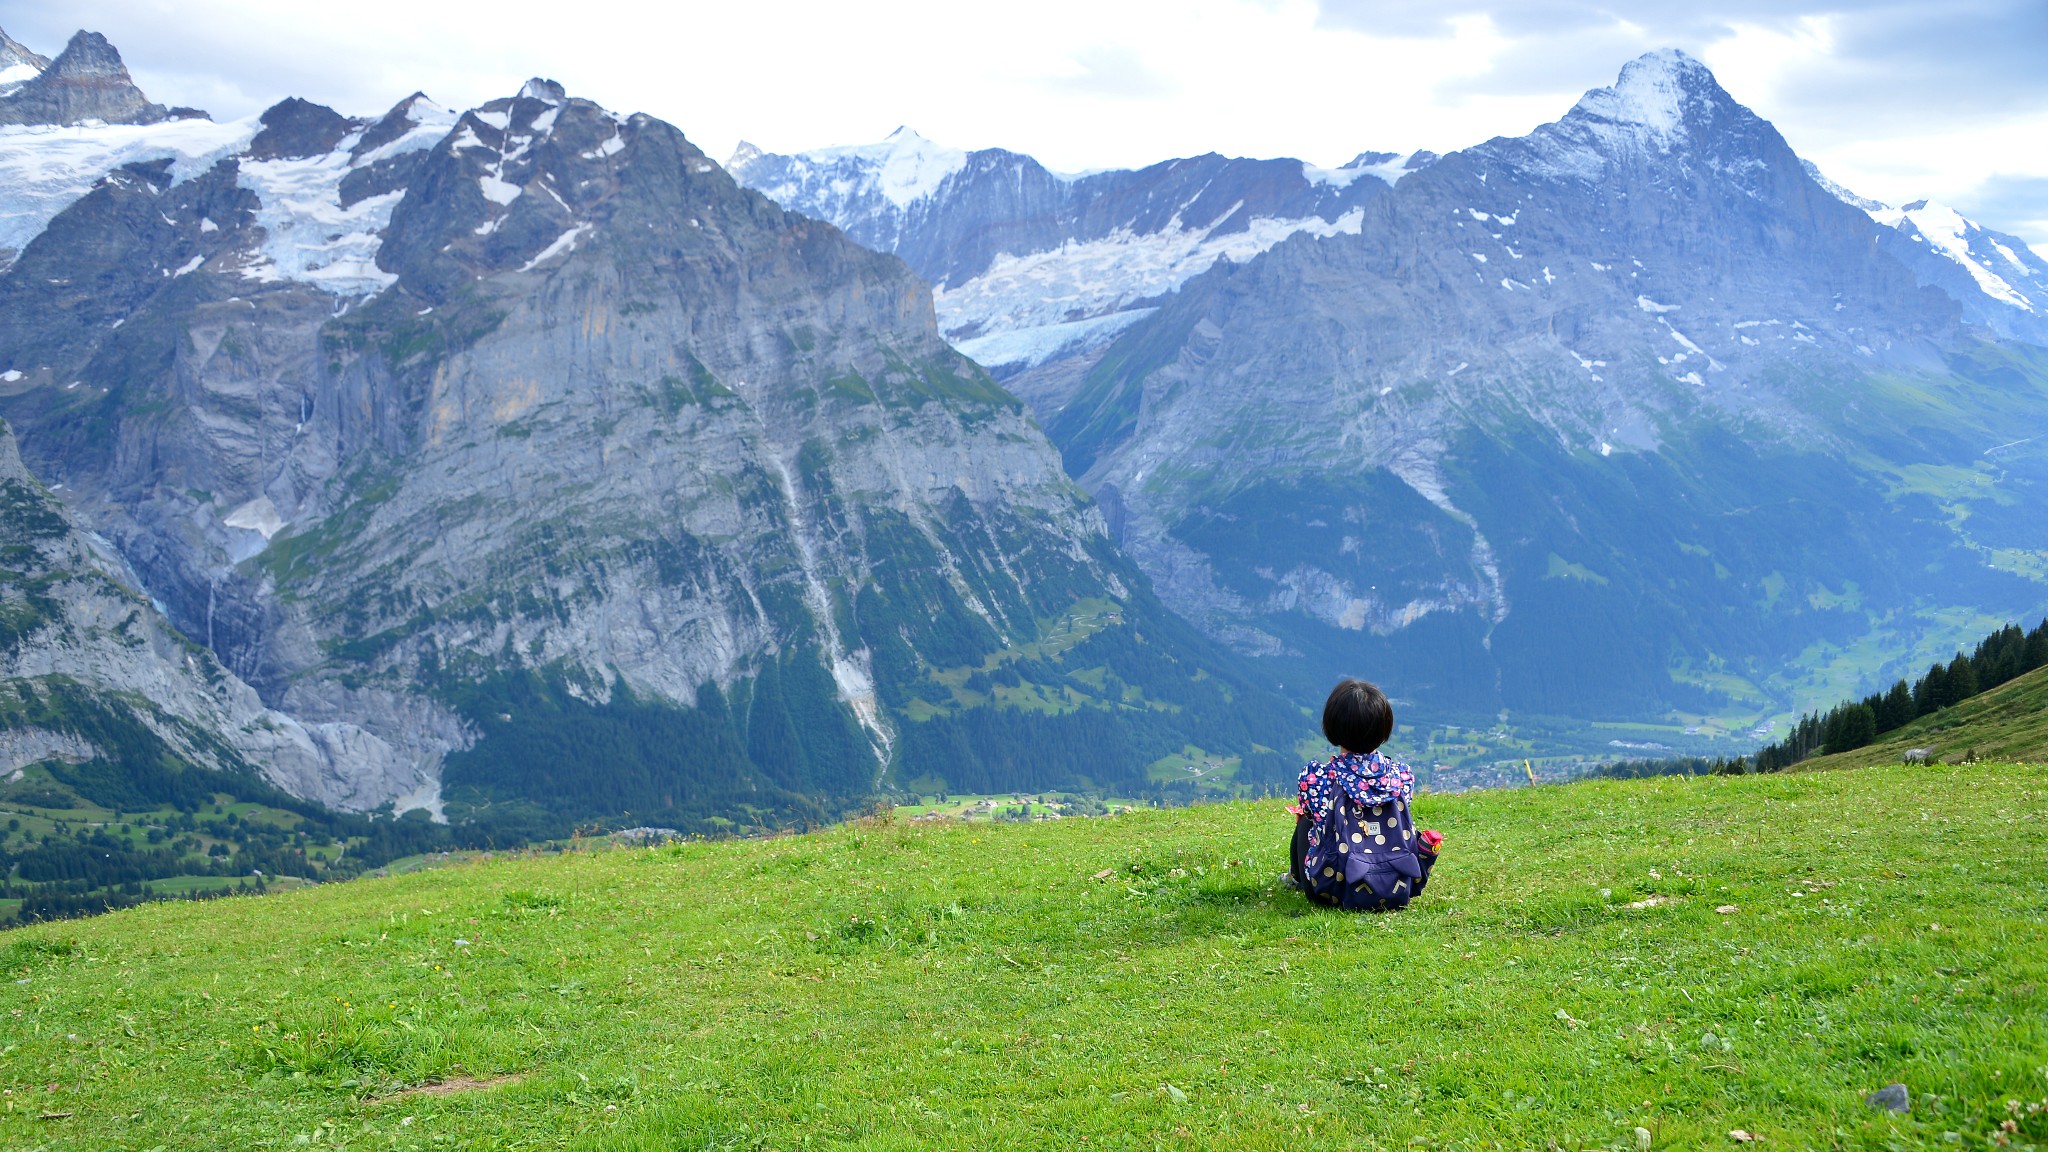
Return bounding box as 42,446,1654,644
935,208,1363,343
954,308,1157,372
222,495,286,539
1303,151,1426,189
519,222,592,271
477,173,521,205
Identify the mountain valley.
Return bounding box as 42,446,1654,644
0,26,2042,857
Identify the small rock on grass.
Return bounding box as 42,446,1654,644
1728,1130,1757,1143
1633,1125,1652,1150
1865,1083,1910,1113
1715,905,1738,914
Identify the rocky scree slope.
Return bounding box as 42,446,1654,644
1042,50,2048,731
732,131,1431,413
0,71,1297,833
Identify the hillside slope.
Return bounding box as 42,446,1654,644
4,764,2042,1148
1799,661,2048,771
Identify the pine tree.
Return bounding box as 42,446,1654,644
1913,662,1948,716
2025,620,2048,673
1824,704,1876,753
1877,680,1913,733
1944,654,1978,707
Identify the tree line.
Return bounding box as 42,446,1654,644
1754,618,2048,769
1593,616,2048,780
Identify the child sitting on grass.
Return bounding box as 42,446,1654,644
1288,678,1442,910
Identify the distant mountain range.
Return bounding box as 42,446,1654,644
0,27,1298,837
737,50,2048,745
0,28,2042,833
732,131,1435,402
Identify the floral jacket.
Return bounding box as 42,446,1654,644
1291,750,1416,854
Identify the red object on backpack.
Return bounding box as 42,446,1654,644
1418,829,1444,853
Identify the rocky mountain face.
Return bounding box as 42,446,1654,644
0,418,433,810
0,29,188,128
1043,51,2048,734
746,51,2048,746
731,132,1429,412
0,55,1297,833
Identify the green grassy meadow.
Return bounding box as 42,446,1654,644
3,764,2045,1150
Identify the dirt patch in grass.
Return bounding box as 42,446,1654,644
372,1074,522,1100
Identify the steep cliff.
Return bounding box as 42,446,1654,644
0,74,1298,830
0,418,439,811
0,30,179,128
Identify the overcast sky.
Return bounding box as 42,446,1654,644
5,0,2044,246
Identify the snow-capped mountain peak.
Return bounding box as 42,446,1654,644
1304,150,1436,188
518,78,566,105
1873,198,2046,313
733,133,1402,389
351,92,454,165
1563,48,1725,152
760,126,971,209
1806,162,2048,331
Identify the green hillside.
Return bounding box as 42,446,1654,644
4,765,2045,1149
1797,661,2048,772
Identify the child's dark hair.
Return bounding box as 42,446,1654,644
1323,678,1394,754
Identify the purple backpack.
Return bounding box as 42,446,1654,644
1302,792,1434,911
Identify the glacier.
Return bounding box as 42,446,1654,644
0,117,255,261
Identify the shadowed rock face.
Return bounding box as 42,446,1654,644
0,30,177,127
0,418,439,810
0,79,1294,824
246,97,361,161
